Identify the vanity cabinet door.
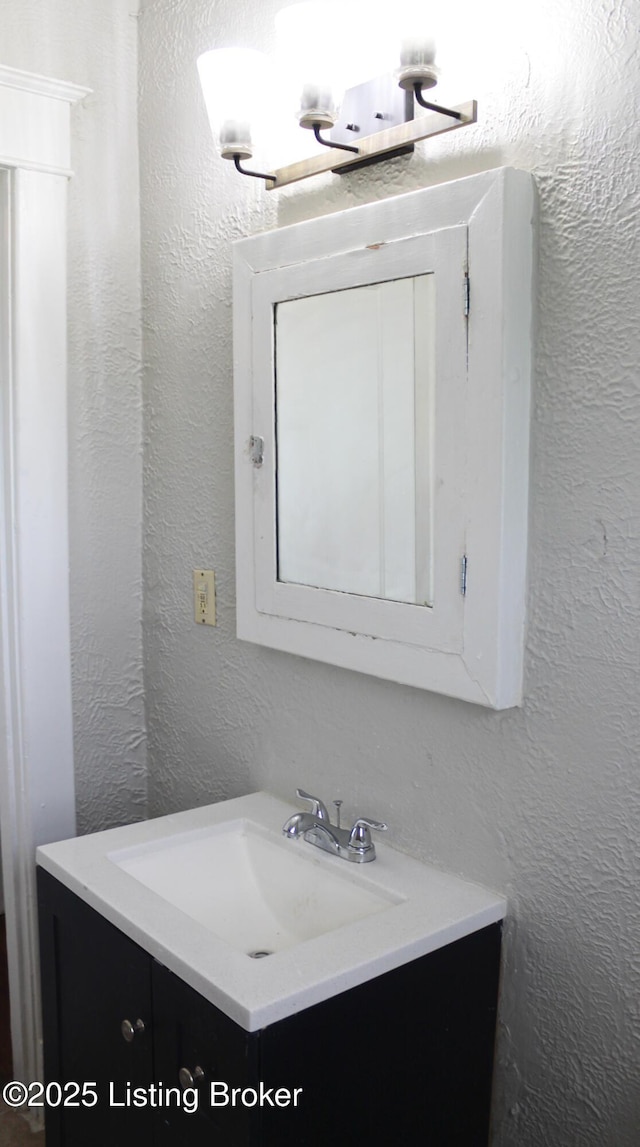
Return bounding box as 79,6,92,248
258,924,502,1146
38,868,154,1147
152,960,260,1145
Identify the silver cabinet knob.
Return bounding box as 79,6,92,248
178,1066,205,1090
121,1018,145,1043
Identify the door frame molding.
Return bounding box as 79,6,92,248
0,64,89,1095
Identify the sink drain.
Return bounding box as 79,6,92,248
248,949,272,959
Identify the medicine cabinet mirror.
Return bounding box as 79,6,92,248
276,273,435,607
233,168,535,708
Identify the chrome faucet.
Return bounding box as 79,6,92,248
282,788,387,863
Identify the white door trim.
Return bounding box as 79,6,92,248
0,65,89,1095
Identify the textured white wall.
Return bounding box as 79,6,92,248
0,0,147,831
139,1,640,1144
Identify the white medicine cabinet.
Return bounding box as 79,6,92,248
233,168,535,708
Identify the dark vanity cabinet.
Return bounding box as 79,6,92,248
38,867,502,1146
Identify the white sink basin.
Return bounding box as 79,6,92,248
36,792,506,1031
109,818,400,955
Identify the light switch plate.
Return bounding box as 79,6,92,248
193,569,216,626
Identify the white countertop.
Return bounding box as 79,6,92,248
37,791,506,1032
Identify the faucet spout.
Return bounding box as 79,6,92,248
282,812,317,838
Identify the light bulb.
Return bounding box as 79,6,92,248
397,35,438,91
392,1,439,91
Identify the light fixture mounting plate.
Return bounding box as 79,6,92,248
329,74,415,174
330,74,414,146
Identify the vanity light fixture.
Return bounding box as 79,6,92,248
197,1,477,190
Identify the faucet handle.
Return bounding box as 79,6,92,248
296,788,330,822
348,817,388,856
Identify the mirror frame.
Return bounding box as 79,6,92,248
233,168,535,708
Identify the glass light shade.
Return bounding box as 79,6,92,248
197,47,271,159
395,2,438,91
276,1,440,130
275,2,354,128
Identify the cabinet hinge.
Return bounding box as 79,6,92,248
460,555,468,596
249,435,264,467
463,272,470,317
